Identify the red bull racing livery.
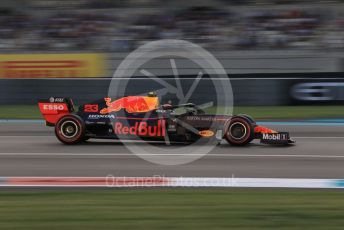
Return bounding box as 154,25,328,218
38,95,295,146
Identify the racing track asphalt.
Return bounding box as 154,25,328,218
0,122,344,179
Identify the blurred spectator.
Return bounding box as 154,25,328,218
0,1,343,51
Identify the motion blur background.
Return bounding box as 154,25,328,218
0,0,344,108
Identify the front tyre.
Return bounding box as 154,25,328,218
237,114,256,124
55,115,86,145
224,116,254,146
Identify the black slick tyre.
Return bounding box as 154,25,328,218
224,116,255,146
55,114,86,145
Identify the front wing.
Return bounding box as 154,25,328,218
254,126,295,145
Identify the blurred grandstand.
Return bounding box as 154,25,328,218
0,0,343,51
1,0,344,105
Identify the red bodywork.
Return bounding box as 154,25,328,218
254,125,277,134
38,102,71,125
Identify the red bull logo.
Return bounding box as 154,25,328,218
100,96,159,114
114,120,166,137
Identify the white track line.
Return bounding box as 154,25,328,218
0,153,344,158
0,177,343,189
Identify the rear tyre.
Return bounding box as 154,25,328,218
224,116,254,146
55,115,86,145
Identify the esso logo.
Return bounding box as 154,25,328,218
43,104,65,111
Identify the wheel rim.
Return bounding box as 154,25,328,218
228,122,247,140
60,120,79,139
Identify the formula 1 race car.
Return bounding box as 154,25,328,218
38,93,295,146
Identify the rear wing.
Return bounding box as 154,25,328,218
38,97,74,126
